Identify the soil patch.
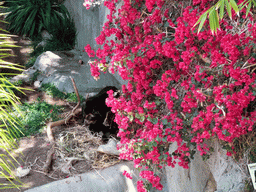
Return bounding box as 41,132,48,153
0,116,120,192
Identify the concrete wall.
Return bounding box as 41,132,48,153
64,0,128,86
64,0,100,51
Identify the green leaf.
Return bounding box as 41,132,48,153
209,9,218,33
194,11,208,33
162,118,168,125
225,0,232,19
140,115,145,122
239,0,249,10
0,20,25,189
152,118,158,125
252,0,256,6
162,136,167,142
213,9,220,31
128,115,134,122
164,21,169,28
229,0,239,15
219,0,225,19
246,1,252,17
155,100,161,105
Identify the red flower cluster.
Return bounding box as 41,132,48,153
84,44,95,57
123,170,133,179
84,0,256,190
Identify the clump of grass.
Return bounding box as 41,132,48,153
40,83,85,103
12,80,23,86
12,98,63,137
25,55,37,69
244,179,254,192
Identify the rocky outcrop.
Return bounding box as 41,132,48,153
11,51,121,98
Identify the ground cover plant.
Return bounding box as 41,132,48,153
40,83,85,103
83,0,256,191
11,99,63,138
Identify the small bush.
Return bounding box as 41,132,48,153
5,0,73,39
45,17,77,51
12,100,63,137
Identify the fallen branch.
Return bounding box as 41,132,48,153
43,77,82,173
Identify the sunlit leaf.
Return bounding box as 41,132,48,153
230,0,239,15
225,0,232,19
209,9,218,33
0,16,25,189
196,12,208,33
246,1,252,16
219,0,225,19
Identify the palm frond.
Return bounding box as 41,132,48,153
0,12,25,189
194,0,250,34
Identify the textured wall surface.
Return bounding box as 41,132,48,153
64,0,128,86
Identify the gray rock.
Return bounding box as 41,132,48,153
97,139,120,156
36,30,53,48
10,68,37,83
33,51,121,97
206,140,247,192
34,80,41,88
166,143,211,192
25,162,140,192
12,51,121,97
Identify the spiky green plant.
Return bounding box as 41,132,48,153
0,5,25,190
4,0,72,40
194,0,255,33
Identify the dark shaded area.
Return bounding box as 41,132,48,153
82,86,119,141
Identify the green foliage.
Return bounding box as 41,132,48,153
4,0,74,40
0,14,24,189
45,17,77,51
12,100,62,137
248,146,256,162
40,83,85,103
24,10,77,68
194,0,254,33
244,179,254,192
31,16,77,54
24,55,37,69
12,79,22,86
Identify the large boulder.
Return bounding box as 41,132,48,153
166,143,211,192
206,140,247,192
12,51,121,97
165,140,248,192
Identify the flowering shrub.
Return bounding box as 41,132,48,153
84,0,256,191
83,0,104,9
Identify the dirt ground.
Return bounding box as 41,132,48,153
0,122,120,192
0,15,120,192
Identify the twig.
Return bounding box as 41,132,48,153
43,77,82,173
32,170,59,180
216,104,226,117
28,157,39,169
